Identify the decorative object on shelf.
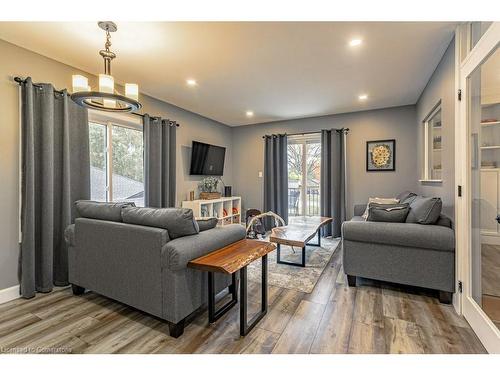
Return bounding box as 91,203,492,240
70,21,141,113
482,118,498,123
366,139,396,171
482,161,497,169
201,206,209,217
223,208,228,217
434,121,442,128
433,136,442,150
189,191,195,201
224,185,232,197
232,207,239,215
198,176,221,200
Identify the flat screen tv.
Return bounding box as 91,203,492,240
189,141,226,176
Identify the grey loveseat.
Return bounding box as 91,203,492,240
342,193,455,304
65,201,245,337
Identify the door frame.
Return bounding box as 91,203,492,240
456,22,500,353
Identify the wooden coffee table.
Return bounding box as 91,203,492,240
269,216,332,267
188,239,276,336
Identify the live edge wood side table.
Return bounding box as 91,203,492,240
188,239,276,336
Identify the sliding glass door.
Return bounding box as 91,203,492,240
287,133,321,216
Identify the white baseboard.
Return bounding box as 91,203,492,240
0,285,20,305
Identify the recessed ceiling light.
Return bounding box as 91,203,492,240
246,111,254,117
358,94,368,100
349,39,362,47
186,79,197,86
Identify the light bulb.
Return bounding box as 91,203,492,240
99,74,115,108
72,75,88,93
125,83,139,101
99,74,114,94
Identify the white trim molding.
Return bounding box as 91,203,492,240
0,285,21,305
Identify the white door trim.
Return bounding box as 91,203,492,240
456,22,500,354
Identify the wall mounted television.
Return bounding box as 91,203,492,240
189,141,226,176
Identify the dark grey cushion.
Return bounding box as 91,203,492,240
196,217,218,232
397,191,418,204
367,203,410,223
75,200,135,222
122,207,199,239
342,220,455,252
406,196,443,224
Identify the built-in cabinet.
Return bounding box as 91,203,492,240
480,169,500,242
181,196,242,226
479,103,500,244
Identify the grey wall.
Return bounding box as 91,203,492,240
0,39,233,290
231,105,419,217
416,38,455,218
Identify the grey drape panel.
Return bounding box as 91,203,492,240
144,115,177,208
263,134,288,227
320,129,347,237
20,77,90,298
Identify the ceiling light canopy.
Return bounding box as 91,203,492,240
71,21,141,113
246,111,254,117
349,38,363,47
186,79,197,86
358,94,368,100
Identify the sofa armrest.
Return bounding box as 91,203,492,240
341,220,455,252
162,224,246,271
353,204,367,217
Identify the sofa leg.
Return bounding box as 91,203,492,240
347,275,356,287
438,291,453,304
168,319,186,338
71,284,85,295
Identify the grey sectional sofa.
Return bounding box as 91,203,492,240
342,195,455,304
65,201,245,337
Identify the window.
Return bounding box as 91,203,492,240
422,103,442,182
89,115,144,206
287,133,321,216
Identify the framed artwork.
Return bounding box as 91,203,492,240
366,139,396,171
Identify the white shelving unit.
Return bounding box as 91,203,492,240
182,196,242,226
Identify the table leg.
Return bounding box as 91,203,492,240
208,272,238,323
277,243,306,268
240,254,268,336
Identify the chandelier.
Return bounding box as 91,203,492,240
71,21,142,113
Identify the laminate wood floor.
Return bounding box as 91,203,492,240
0,248,486,354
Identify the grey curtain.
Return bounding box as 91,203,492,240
20,77,90,298
320,129,347,237
144,115,177,208
263,134,288,227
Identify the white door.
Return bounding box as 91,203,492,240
458,22,500,353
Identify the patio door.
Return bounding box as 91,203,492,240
287,133,321,216
457,22,500,353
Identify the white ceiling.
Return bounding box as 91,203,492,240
0,22,456,126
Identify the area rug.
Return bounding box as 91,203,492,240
247,237,340,293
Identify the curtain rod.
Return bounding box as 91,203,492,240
14,76,180,127
262,128,349,138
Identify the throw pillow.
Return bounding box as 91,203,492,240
121,207,199,239
405,196,443,224
362,197,399,219
196,217,218,232
75,200,135,222
396,191,418,204
366,203,410,223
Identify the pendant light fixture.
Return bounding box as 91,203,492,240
71,21,142,112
